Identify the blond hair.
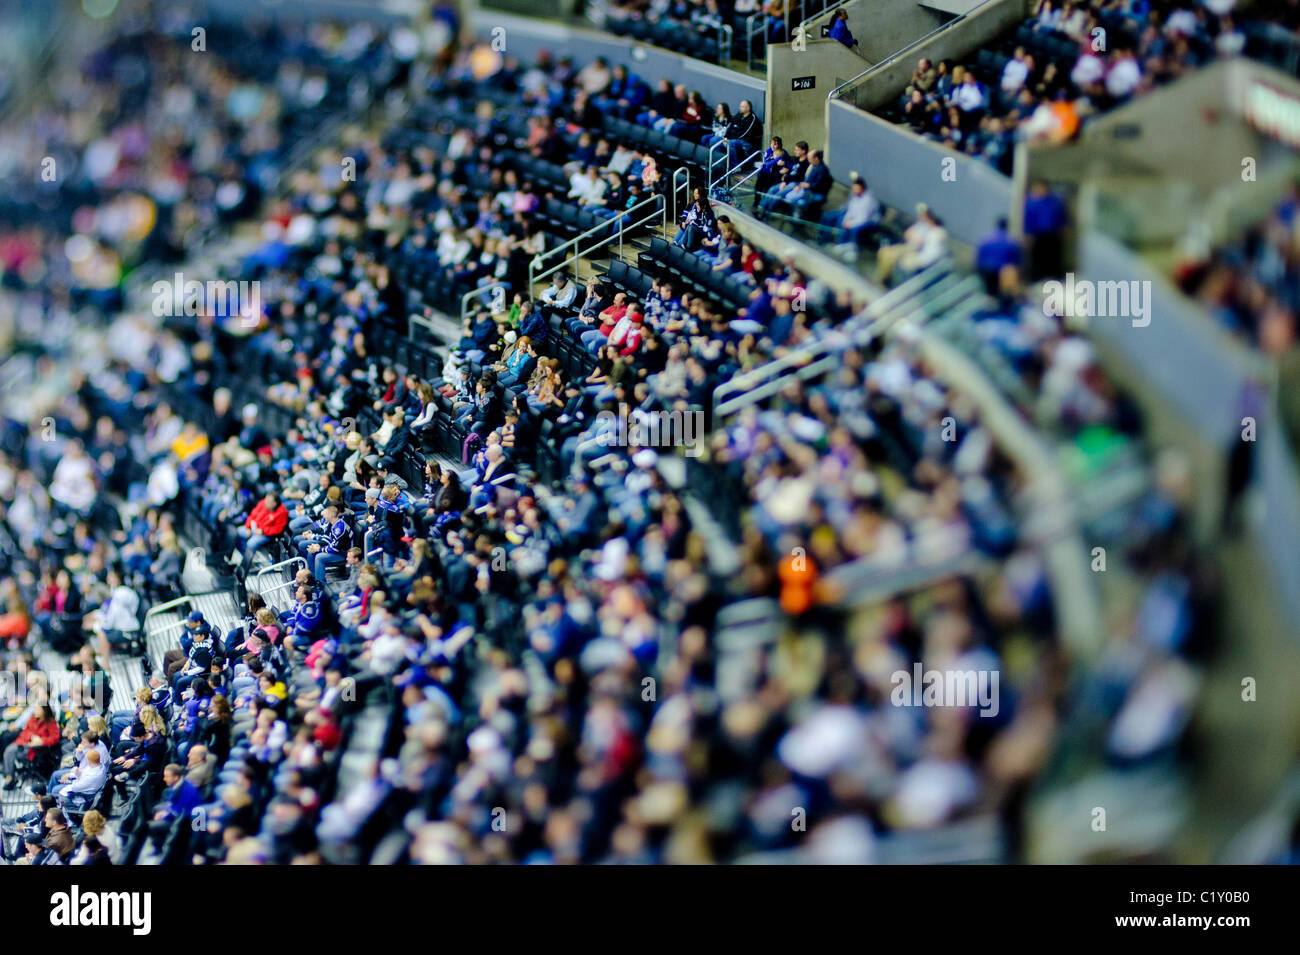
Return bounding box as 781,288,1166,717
139,705,167,737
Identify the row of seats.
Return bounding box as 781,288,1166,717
602,116,727,177
608,17,726,64
634,237,754,310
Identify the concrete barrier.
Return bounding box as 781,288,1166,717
469,10,766,120
1078,232,1300,623
826,98,1013,246
837,0,1030,111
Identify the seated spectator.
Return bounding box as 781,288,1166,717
821,174,881,251
828,10,858,49
875,204,949,283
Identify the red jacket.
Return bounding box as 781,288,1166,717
617,326,644,357
245,500,289,536
16,716,60,753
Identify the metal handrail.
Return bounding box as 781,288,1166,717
826,0,1001,103
746,13,767,68
409,313,439,337
710,263,962,420
530,194,670,294
709,260,948,412
706,138,731,187
144,595,196,641
460,282,509,324
249,556,307,605
537,190,665,268
527,194,667,297
526,167,687,297
712,273,979,418
798,0,853,32
709,147,762,201
717,351,842,416
718,23,734,65
669,164,690,230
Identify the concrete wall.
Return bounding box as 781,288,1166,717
768,0,955,167
1025,59,1300,248
766,39,871,153
846,0,1029,110
713,198,884,302
1078,234,1300,628
804,0,947,66
826,98,1012,245
1080,62,1264,191
469,10,766,120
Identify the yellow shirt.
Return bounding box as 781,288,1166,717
171,432,210,462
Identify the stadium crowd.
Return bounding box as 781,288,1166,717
888,0,1275,172
0,1,1219,866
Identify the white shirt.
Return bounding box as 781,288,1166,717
1165,9,1198,36
1071,52,1104,88
50,454,96,512
1001,57,1030,93
1105,57,1141,98
842,190,881,229
952,81,985,112
542,282,578,308
100,585,141,633
64,760,108,796
568,172,599,204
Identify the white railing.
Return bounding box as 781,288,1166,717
745,13,768,67
668,163,690,230
144,595,196,643
249,556,308,606
409,312,440,340
717,23,734,64
460,283,508,325
710,261,953,418
709,146,762,203
826,0,1002,104
525,167,688,299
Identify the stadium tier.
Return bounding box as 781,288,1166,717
0,0,1297,884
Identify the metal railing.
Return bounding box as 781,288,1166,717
409,312,441,341
459,282,508,325
144,595,197,643
249,556,308,606
667,164,691,234
745,13,769,69
710,261,953,418
826,0,1002,105
799,0,852,33
526,194,666,298
708,146,762,204
718,22,735,65
711,266,977,419
524,167,688,300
